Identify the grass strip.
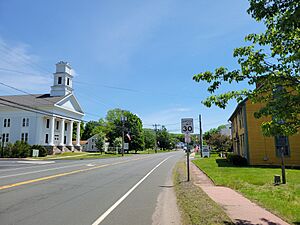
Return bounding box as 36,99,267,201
173,160,233,225
193,156,300,225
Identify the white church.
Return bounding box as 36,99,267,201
0,61,84,154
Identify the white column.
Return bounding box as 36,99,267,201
59,118,65,146
49,116,55,146
67,120,73,146
76,121,80,146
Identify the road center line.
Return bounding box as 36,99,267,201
91,155,173,225
0,156,152,191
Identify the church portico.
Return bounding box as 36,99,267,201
42,116,82,154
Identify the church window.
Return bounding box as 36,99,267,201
45,134,49,144
26,118,29,127
5,133,9,142
46,119,50,128
64,136,67,144
3,118,10,127
22,118,26,127
58,77,62,84
67,78,70,85
56,121,59,130
65,123,68,131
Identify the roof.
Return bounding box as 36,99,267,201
228,98,248,122
0,94,66,108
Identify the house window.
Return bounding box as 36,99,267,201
64,136,67,144
58,77,62,84
92,145,94,149
275,135,290,156
45,134,49,144
46,119,50,128
56,121,59,130
65,123,68,131
67,78,70,85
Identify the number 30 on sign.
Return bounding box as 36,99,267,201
181,118,194,134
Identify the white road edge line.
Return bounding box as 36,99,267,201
91,155,173,225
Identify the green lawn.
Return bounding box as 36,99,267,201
193,156,300,225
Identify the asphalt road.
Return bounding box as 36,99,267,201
0,151,184,225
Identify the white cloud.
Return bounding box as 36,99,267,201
0,37,52,94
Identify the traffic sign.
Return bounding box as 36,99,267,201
181,118,194,134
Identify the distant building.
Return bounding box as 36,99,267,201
0,61,84,154
229,98,300,166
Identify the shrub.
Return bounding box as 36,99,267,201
31,145,48,157
11,141,31,158
227,153,248,166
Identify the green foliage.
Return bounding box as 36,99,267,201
7,141,31,158
113,137,122,148
193,0,300,136
82,121,100,140
94,132,106,154
203,125,232,152
31,145,48,157
143,128,156,149
105,108,145,152
72,122,85,140
227,153,248,166
157,126,172,150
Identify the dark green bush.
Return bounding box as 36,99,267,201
227,153,248,166
31,145,48,157
11,141,31,158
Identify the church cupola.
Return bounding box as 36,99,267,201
50,61,74,97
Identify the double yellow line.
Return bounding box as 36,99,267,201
0,156,150,191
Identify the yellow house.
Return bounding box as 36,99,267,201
229,98,300,166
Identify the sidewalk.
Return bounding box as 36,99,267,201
190,162,290,225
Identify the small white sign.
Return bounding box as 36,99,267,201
32,149,39,157
124,143,129,150
184,133,191,143
181,118,194,134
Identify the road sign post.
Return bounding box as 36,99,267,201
181,118,194,182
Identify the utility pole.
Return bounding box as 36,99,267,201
199,114,203,155
153,124,160,153
121,115,127,157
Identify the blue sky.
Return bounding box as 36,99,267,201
0,0,264,133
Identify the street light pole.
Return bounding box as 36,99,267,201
121,115,127,157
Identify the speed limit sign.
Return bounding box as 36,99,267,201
181,118,194,134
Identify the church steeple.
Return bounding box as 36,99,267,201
50,61,73,97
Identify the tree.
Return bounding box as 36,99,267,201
105,108,144,152
157,126,171,150
193,0,300,136
82,121,99,140
143,129,156,149
206,133,232,152
94,132,106,154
